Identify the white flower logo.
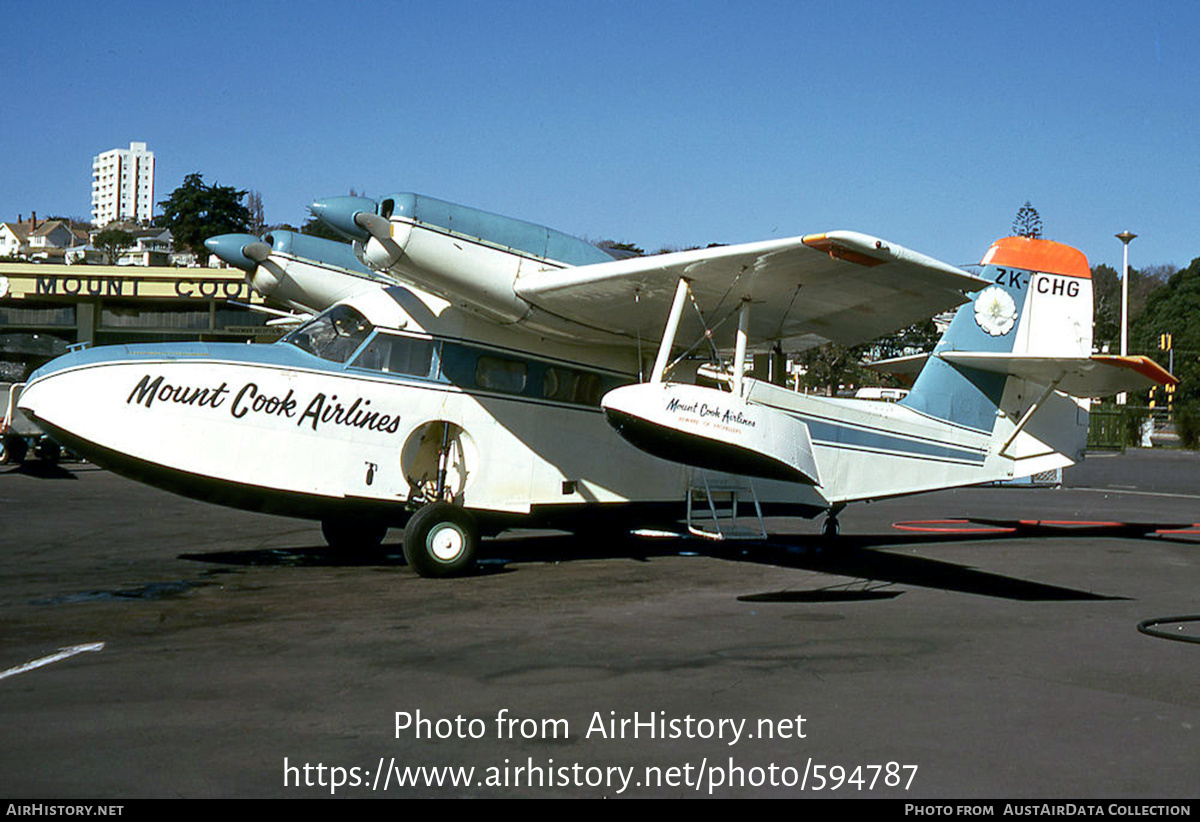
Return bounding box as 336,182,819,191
974,286,1017,337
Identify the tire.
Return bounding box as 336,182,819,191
34,437,60,464
403,502,479,578
0,435,27,466
321,519,388,553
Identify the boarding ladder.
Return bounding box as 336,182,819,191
686,471,767,540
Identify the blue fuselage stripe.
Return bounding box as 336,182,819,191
789,413,987,464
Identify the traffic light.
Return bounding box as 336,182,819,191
1159,332,1173,351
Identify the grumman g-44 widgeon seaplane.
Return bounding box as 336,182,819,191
18,193,1176,576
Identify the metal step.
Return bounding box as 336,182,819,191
686,472,766,540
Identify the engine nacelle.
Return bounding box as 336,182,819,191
358,218,412,270
249,265,281,297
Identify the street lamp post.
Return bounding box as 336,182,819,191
1116,230,1137,405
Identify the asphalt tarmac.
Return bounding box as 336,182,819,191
1,450,1197,798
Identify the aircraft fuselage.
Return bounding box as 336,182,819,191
19,286,827,533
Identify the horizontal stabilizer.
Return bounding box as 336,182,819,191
864,352,929,384
939,352,1177,397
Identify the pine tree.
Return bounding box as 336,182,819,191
1012,201,1043,239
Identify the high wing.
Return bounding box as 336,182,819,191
515,231,987,352
309,194,986,352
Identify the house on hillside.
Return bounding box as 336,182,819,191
0,215,90,262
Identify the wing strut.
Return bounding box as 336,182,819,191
651,278,692,383
650,277,754,388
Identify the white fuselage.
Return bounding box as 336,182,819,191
21,218,1092,536
18,285,828,528
19,279,1081,531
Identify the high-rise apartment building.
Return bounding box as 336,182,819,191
91,141,155,226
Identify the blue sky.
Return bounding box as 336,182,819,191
2,0,1195,273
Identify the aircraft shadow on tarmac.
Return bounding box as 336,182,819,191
172,524,1184,602
1,462,80,480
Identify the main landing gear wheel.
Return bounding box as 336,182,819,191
821,516,841,538
403,502,480,578
821,504,845,540
321,519,389,553
34,436,60,464
0,435,27,466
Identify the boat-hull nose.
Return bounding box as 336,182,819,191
16,343,415,520
19,347,204,471
20,343,214,452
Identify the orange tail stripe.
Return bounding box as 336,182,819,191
981,236,1091,278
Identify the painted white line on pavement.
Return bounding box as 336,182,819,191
0,642,105,681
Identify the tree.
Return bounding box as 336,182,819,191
1091,263,1121,350
93,227,135,265
300,216,346,241
795,341,875,396
1131,258,1200,403
594,239,645,257
871,318,940,361
1092,262,1172,354
1011,201,1043,239
245,190,266,236
156,173,252,260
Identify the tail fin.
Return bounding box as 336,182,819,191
897,236,1100,476
902,236,1092,435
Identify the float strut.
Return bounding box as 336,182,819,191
732,298,751,396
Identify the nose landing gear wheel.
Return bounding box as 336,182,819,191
403,501,480,577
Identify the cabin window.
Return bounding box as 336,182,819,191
475,355,527,393
283,305,373,363
436,341,629,406
351,333,435,377
543,366,604,406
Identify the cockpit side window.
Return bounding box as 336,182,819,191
283,305,374,363
351,332,435,378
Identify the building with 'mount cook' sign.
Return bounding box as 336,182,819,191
1,140,279,381
0,262,275,381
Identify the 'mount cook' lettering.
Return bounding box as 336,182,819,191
126,374,401,434
665,397,757,428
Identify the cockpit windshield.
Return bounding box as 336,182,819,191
283,305,374,363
